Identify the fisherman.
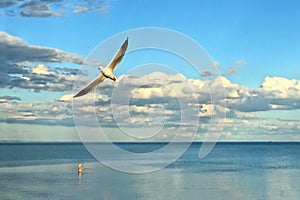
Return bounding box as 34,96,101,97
78,164,83,173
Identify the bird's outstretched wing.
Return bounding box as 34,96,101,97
105,37,128,71
73,74,106,98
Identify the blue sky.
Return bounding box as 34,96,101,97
0,0,300,142
0,1,300,87
1,0,299,86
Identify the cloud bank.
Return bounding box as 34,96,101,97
0,31,298,141
2,71,300,141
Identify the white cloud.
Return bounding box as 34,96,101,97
20,3,64,17
261,76,300,98
0,0,110,17
198,104,215,117
73,5,108,14
235,60,247,66
226,66,239,75
0,31,83,64
59,94,74,101
32,64,52,75
0,95,21,103
132,87,174,99
200,70,216,77
73,6,89,13
212,61,221,69
15,64,84,92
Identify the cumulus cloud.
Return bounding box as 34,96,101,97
226,66,239,75
216,117,300,141
200,70,216,77
212,59,246,76
0,98,75,126
11,63,87,92
224,59,247,76
219,75,300,113
0,95,21,103
73,5,108,14
73,5,90,13
0,0,109,17
20,2,64,17
212,61,221,69
259,76,300,110
261,76,300,98
235,60,247,66
1,63,83,92
32,64,52,75
0,0,17,8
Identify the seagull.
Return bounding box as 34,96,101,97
74,37,128,98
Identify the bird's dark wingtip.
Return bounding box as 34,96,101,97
121,37,129,51
73,93,80,98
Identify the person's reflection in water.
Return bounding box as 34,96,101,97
78,171,82,184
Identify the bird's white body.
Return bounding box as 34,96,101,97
98,66,116,81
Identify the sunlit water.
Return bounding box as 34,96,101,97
1,143,300,200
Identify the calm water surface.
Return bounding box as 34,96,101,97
0,143,300,200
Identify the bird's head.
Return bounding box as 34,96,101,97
98,66,104,72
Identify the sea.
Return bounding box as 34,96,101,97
1,142,300,200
